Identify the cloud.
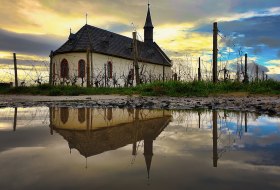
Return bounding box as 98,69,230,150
0,0,279,79
227,60,269,74
196,15,280,49
266,59,280,74
0,29,64,56
267,60,280,65
1,0,280,36
269,74,280,80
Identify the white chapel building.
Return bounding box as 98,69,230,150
50,4,172,87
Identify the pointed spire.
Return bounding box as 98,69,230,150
144,3,154,28
143,139,154,179
144,2,154,43
144,154,153,179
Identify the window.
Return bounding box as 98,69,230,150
61,59,69,78
128,69,134,80
78,108,86,123
78,60,86,78
107,108,113,121
60,108,69,124
107,61,113,78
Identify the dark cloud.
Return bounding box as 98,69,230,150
17,0,280,27
0,58,48,67
229,0,280,13
219,15,280,49
0,29,65,56
107,23,132,34
195,15,280,58
253,46,263,55
277,50,280,58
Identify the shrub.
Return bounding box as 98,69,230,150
49,88,63,96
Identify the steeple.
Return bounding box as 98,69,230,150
144,3,154,44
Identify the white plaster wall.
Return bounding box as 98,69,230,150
53,52,172,87
52,107,171,130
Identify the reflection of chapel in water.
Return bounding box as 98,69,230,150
49,107,172,178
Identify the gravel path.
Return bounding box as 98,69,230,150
0,95,279,116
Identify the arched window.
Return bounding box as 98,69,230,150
61,59,69,78
60,108,69,124
107,108,113,121
78,108,86,123
107,61,113,78
128,69,134,80
78,59,86,78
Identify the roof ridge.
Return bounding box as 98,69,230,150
86,24,146,44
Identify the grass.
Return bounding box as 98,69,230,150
0,80,279,97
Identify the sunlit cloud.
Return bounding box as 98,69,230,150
0,51,48,61
267,59,280,65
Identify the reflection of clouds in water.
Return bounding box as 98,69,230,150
0,107,49,130
247,116,280,127
0,108,280,189
220,159,280,175
154,110,280,171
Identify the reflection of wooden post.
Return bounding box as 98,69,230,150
86,108,90,131
244,53,249,83
49,107,53,135
213,110,218,167
13,107,18,131
198,111,201,129
245,112,248,133
132,142,137,156
132,109,140,156
13,53,18,87
213,22,218,83
133,32,140,85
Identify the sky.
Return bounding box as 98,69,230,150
0,0,280,81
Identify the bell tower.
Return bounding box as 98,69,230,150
144,3,154,44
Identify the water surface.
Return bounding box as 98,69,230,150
0,107,280,190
